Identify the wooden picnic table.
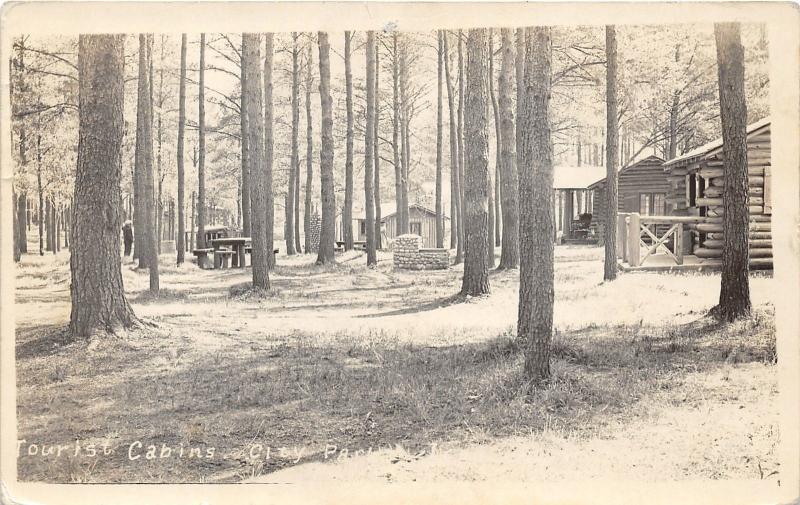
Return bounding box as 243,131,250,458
210,237,251,268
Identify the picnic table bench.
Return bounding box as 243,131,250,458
192,248,213,269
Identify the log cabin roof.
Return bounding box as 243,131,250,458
355,202,449,221
553,165,607,190
586,155,666,190
663,116,771,169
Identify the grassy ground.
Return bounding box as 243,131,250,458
14,245,778,483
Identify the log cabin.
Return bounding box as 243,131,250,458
587,155,668,239
345,202,449,249
662,116,772,268
553,165,605,242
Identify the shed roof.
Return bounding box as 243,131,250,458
553,165,607,190
586,155,665,190
663,116,771,168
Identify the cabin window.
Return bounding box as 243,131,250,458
360,220,366,237
639,192,667,216
639,194,651,216
410,222,422,236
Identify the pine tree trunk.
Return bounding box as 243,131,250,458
603,26,619,281
69,34,137,338
37,146,43,256
243,33,270,289
176,34,187,265
392,33,403,238
264,34,276,269
456,31,466,263
17,192,28,254
304,40,314,254
711,22,751,322
343,31,355,251
240,36,251,237
519,26,555,381
197,34,207,249
316,32,336,264
461,29,491,297
435,31,445,248
287,33,300,255
489,31,502,250
399,46,410,234
13,191,21,262
514,28,524,188
374,38,383,250
498,28,520,270
444,32,460,254
364,31,377,266
140,35,160,293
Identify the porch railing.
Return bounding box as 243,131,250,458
616,213,705,267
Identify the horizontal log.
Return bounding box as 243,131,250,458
640,215,708,224
704,186,763,198
706,232,771,240
707,205,764,216
698,166,765,178
709,176,764,187
703,239,772,249
697,258,774,268
696,222,771,233
694,247,772,258
704,215,770,224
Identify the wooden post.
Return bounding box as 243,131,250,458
627,212,640,267
190,191,196,251
616,212,627,261
675,222,684,265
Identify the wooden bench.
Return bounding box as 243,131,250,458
192,248,213,269
214,248,236,269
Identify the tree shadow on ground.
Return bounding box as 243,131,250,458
356,293,466,318
15,324,71,360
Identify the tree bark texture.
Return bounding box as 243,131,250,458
519,27,555,381
176,33,187,265
264,34,276,269
316,32,336,264
243,33,270,289
304,39,314,254
498,28,520,269
364,31,378,266
603,25,619,281
197,33,207,249
343,31,355,251
712,22,751,321
461,29,491,297
69,34,137,337
287,33,300,255
435,31,445,248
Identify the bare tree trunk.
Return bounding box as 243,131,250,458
304,38,314,254
243,33,270,289
316,32,336,264
70,34,137,337
364,31,377,266
498,28,519,269
264,34,276,269
444,32,460,255
240,36,251,237
399,44,410,234
17,192,28,254
176,34,187,265
142,35,160,293
197,33,207,249
13,191,21,262
343,31,355,250
461,29,491,297
36,140,43,256
519,26,555,381
514,28,524,190
374,37,383,250
435,31,444,248
456,30,466,262
156,36,165,255
392,33,403,237
287,33,300,255
489,30,501,250
603,26,619,281
711,22,751,322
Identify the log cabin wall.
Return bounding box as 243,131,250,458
664,121,772,267
590,155,668,238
